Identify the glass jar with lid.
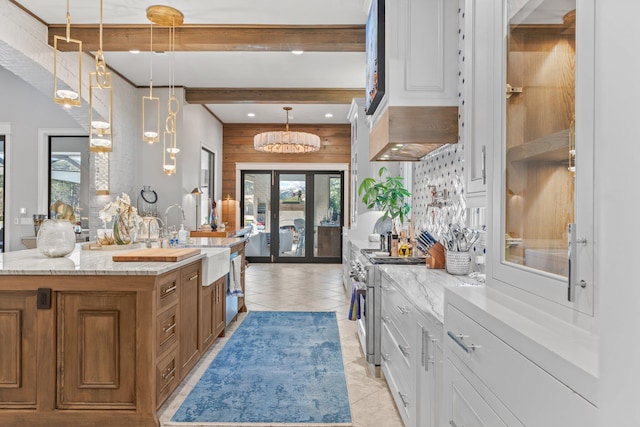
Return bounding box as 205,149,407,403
137,185,158,217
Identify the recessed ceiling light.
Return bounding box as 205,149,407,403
291,50,304,55
325,113,334,118
247,113,256,117
129,49,141,54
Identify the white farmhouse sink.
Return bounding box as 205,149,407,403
201,247,231,286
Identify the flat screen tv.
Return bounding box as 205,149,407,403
365,0,385,115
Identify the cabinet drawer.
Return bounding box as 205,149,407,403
181,261,201,285
445,304,596,426
381,282,414,344
381,322,414,401
156,346,179,407
446,358,509,427
382,324,414,427
156,303,178,355
157,271,179,311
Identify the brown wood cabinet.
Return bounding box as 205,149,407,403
0,292,38,409
201,276,226,352
179,263,201,377
0,259,224,427
317,226,341,257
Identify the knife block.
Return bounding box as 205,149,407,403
426,242,446,269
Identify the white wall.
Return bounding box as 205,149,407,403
0,66,79,250
595,0,640,424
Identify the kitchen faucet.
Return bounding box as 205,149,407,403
163,204,185,234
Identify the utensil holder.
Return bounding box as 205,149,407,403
446,250,471,275
426,242,446,269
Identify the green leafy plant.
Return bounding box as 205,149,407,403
358,166,411,224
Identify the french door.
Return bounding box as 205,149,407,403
242,170,343,263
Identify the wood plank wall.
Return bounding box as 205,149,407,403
222,124,352,201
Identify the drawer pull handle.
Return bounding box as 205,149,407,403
188,274,199,281
398,344,410,358
422,327,430,371
398,392,410,408
162,366,176,380
382,315,390,324
381,353,390,363
397,305,411,315
163,323,176,333
162,284,177,295
447,331,480,353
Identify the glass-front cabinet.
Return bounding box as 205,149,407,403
491,0,594,318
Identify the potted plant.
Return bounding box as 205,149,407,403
358,166,411,226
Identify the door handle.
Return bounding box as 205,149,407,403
567,223,587,302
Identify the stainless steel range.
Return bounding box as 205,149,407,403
349,247,426,374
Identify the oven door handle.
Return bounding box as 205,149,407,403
352,279,368,295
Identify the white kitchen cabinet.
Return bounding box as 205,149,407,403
381,276,416,426
459,0,498,204
415,310,442,427
380,272,443,427
442,296,597,427
348,98,382,226
488,0,595,322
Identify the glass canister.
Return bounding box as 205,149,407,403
36,219,76,257
137,185,158,217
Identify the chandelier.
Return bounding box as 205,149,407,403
254,107,321,153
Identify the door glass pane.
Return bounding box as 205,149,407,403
504,0,576,277
279,174,305,258
49,136,89,231
243,172,272,257
314,174,342,257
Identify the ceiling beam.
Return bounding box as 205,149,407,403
48,25,365,52
185,88,365,104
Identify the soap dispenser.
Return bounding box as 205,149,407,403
178,224,187,245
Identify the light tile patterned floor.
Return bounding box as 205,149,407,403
159,263,403,427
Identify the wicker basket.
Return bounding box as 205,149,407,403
446,250,471,275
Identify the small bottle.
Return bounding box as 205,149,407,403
390,231,399,257
178,224,187,245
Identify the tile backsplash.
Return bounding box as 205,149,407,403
410,143,486,273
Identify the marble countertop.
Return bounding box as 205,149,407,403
0,244,226,276
377,265,480,324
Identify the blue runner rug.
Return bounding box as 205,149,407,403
171,311,352,425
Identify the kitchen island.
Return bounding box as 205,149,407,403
0,244,229,427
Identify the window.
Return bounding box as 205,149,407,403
200,147,215,225
49,136,89,229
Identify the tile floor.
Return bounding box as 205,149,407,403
159,263,403,427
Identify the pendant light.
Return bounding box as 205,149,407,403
254,107,321,153
53,0,82,107
89,0,113,152
142,19,160,143
146,6,183,175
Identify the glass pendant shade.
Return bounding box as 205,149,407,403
53,1,82,107
89,71,113,152
53,37,82,107
95,152,110,195
163,130,177,175
142,94,160,143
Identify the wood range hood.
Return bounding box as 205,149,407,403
369,105,459,161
